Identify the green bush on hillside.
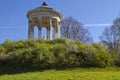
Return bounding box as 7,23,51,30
53,43,67,68
93,44,110,67
0,38,113,69
31,44,50,69
76,43,110,67
0,46,5,53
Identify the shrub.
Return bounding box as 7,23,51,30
14,40,25,49
93,44,111,67
1,40,15,53
52,43,68,68
76,44,95,67
31,44,50,69
0,46,5,53
54,38,67,44
66,39,79,53
0,39,112,69
113,54,120,66
26,40,37,46
65,40,81,67
76,44,110,67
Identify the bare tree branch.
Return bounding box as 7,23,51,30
61,17,92,43
100,18,120,54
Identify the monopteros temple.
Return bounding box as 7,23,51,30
27,2,62,40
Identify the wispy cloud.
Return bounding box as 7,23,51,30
83,23,113,27
0,26,27,29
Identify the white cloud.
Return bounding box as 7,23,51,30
83,23,113,27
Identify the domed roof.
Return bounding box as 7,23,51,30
27,2,62,19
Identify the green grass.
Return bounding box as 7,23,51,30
0,67,120,80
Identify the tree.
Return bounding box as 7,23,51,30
100,18,120,54
100,18,120,66
60,17,92,43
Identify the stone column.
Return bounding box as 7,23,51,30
54,21,57,39
47,18,52,40
38,18,42,39
28,20,34,39
57,21,60,38
50,18,52,40
46,27,49,39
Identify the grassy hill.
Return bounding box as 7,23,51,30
0,39,120,80
0,67,120,80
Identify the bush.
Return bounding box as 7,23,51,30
52,43,68,68
0,46,5,53
113,54,120,66
54,38,66,44
14,40,25,49
77,44,96,67
65,40,82,67
76,44,110,67
1,40,15,53
31,44,50,69
0,39,112,69
93,44,111,67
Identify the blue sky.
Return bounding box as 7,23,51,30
0,0,120,43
